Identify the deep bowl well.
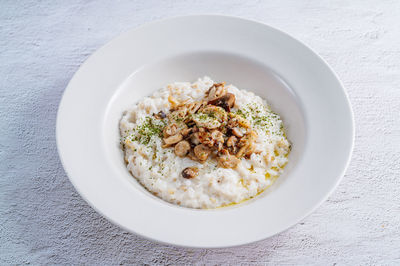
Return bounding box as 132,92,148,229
103,52,307,206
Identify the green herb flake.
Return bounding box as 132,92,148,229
132,116,166,145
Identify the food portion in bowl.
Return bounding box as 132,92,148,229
120,77,291,209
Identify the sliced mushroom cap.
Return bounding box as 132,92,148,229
182,167,199,179
185,101,206,115
201,105,227,122
180,128,192,137
168,107,188,122
174,140,191,157
236,145,246,158
237,141,257,159
231,127,244,138
208,93,235,112
210,130,224,142
206,83,226,100
163,123,178,137
226,136,238,147
236,130,258,158
187,149,199,161
164,134,183,145
210,130,224,151
190,132,201,145
217,149,241,169
194,144,211,161
192,114,221,129
244,143,256,158
198,130,215,148
228,113,251,128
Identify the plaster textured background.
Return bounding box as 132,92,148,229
1,0,399,265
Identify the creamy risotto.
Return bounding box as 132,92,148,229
120,77,290,209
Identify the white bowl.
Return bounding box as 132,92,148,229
57,15,354,248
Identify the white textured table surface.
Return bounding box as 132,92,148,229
1,1,399,265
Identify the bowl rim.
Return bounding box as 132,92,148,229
56,14,354,248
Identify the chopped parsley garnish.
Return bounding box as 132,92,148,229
131,116,166,145
233,102,285,136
